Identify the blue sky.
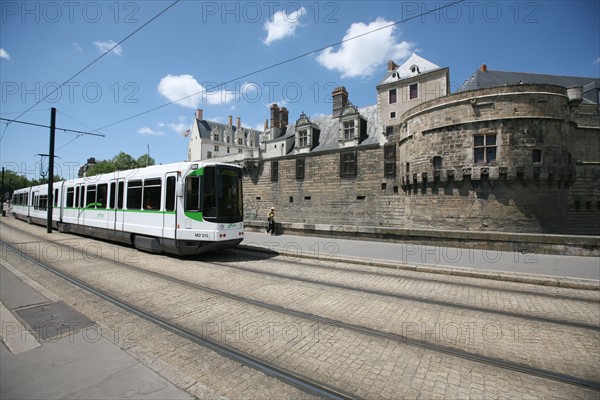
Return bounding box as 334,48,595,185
1,0,599,181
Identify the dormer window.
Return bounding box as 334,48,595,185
338,102,366,147
298,129,308,147
343,120,355,140
410,65,420,74
294,112,320,153
213,133,220,142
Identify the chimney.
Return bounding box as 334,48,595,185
195,109,203,120
480,63,487,72
270,104,280,129
332,86,348,118
236,116,241,130
264,118,269,132
280,107,289,128
387,60,398,71
228,115,233,127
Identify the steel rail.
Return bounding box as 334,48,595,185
2,226,599,392
207,253,600,332
0,240,358,400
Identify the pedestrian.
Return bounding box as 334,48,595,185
266,207,275,235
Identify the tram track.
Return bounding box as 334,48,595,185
204,253,600,332
221,247,600,303
0,239,355,400
1,222,599,394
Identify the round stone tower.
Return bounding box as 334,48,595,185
398,84,576,233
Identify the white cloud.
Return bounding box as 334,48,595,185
263,7,306,45
594,57,600,64
93,40,123,56
158,117,189,134
0,48,11,60
316,18,413,78
73,42,83,52
137,126,164,136
157,74,238,108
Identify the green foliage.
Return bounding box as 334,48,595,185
85,152,155,177
85,161,116,177
1,170,30,199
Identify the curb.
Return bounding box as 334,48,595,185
237,244,600,291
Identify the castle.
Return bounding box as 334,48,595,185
187,54,600,236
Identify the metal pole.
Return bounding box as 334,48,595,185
47,107,56,233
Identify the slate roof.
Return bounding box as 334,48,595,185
265,104,382,155
195,119,262,145
458,69,600,105
380,53,443,85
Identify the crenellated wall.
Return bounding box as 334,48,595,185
397,84,578,233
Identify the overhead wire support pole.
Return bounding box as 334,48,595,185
47,108,56,234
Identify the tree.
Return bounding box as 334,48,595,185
84,152,156,177
112,152,138,171
137,154,156,168
1,170,29,200
85,160,117,177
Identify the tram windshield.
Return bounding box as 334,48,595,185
185,165,243,223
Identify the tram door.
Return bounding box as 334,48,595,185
162,173,177,239
109,179,125,231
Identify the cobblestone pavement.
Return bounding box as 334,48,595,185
1,218,599,399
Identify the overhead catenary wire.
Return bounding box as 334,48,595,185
0,0,181,144
0,117,104,137
95,0,466,131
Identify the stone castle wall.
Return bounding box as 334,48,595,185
397,84,576,233
243,146,405,227
242,84,598,235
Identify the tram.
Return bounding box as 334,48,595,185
10,162,244,255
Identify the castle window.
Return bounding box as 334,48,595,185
296,158,305,180
207,151,212,159
298,129,308,147
214,133,219,141
390,112,396,119
386,126,394,136
384,144,396,177
409,83,418,100
532,149,542,163
214,146,219,152
340,151,357,178
343,120,355,140
271,161,279,182
389,89,397,104
474,134,497,163
433,156,443,170
238,138,243,145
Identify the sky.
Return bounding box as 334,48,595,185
1,0,599,182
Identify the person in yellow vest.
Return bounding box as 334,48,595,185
266,207,275,235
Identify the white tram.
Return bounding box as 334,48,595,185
10,162,244,255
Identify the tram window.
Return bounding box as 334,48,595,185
203,167,216,218
185,176,200,211
86,185,97,207
143,178,161,210
166,176,176,212
97,184,107,208
127,180,142,210
39,195,48,211
25,193,28,206
118,182,124,209
217,167,243,219
66,188,74,207
54,189,59,207
74,187,79,208
109,183,116,209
